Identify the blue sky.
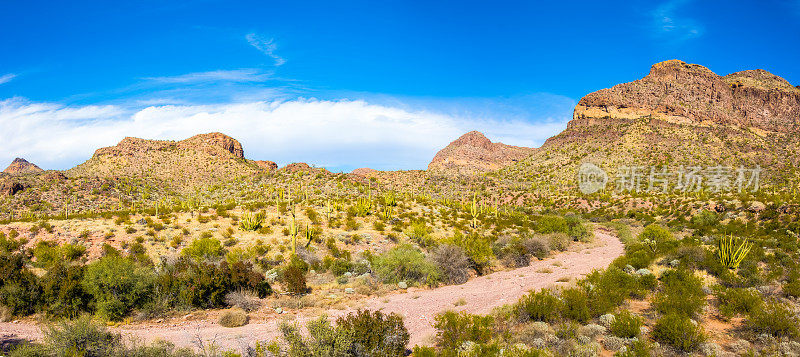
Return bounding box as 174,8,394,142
1,0,798,171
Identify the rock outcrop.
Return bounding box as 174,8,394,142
502,60,800,191
351,168,377,176
68,132,257,189
252,160,279,171
428,131,534,175
3,158,44,175
0,178,25,196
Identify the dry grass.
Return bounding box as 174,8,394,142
218,308,248,328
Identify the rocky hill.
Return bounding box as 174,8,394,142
3,158,43,175
68,132,261,188
501,60,800,193
428,131,534,175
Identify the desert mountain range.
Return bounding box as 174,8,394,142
3,60,798,195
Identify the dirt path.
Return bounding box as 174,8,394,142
1,230,623,352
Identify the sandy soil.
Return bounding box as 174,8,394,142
0,230,623,352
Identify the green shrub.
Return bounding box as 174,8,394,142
82,255,154,321
336,309,409,356
615,339,651,357
652,313,705,352
182,237,225,261
637,224,673,254
560,287,590,322
447,231,493,274
372,244,440,286
746,301,799,338
157,258,270,309
653,269,706,318
40,263,90,318
42,315,123,356
218,307,248,327
535,215,567,234
714,286,762,319
279,310,408,357
0,251,41,316
406,221,436,248
517,289,560,322
610,310,643,338
433,310,493,351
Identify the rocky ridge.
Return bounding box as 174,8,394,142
428,131,534,175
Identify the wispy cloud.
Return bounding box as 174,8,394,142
246,33,286,66
0,97,568,171
0,73,17,85
143,68,272,84
651,0,703,43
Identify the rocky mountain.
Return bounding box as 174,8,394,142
68,132,260,188
501,60,800,192
428,131,534,175
3,158,44,175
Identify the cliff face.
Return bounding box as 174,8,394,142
428,131,534,175
501,60,800,191
570,60,800,132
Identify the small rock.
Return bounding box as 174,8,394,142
344,272,352,277
345,288,355,294
635,268,652,276
398,281,408,289
275,307,283,314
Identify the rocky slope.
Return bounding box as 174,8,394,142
68,133,260,188
501,60,800,192
428,131,534,175
3,158,43,175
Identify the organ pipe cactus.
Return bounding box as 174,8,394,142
718,235,753,269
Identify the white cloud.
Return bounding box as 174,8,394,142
0,97,569,172
246,33,286,66
143,69,272,84
651,0,703,43
0,73,17,85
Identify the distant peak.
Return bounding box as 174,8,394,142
3,157,43,175
452,131,492,147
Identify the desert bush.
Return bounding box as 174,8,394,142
565,215,590,241
218,307,248,327
283,265,307,295
82,255,154,321
609,310,642,338
615,339,652,357
406,221,436,249
0,251,41,316
522,236,550,259
40,263,90,318
433,310,494,351
784,279,800,298
637,224,673,254
652,313,705,352
517,289,560,323
336,309,409,356
746,301,799,338
714,286,762,319
493,237,530,268
547,233,571,252
430,244,470,285
535,215,567,234
181,237,225,261
155,258,270,310
653,269,706,318
279,310,408,357
42,315,123,356
372,244,440,286
447,231,493,274
560,287,590,322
